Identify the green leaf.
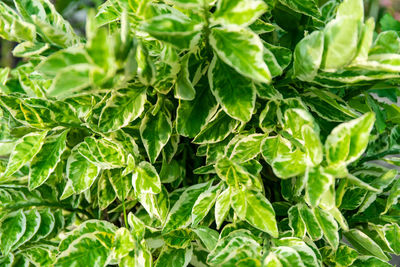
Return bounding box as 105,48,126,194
384,223,400,255
163,181,212,233
97,170,117,209
294,31,324,81
98,87,146,133
383,178,400,214
344,229,389,261
352,256,392,267
0,2,36,42
2,131,47,178
313,208,339,249
193,110,239,144
0,210,26,255
212,0,268,27
163,228,193,249
230,133,264,162
176,77,218,138
140,14,202,49
140,109,172,163
76,137,126,169
21,245,56,266
272,246,305,267
31,208,55,242
114,227,135,259
29,130,68,190
175,54,195,101
298,204,323,240
288,205,306,238
278,0,320,18
12,209,41,250
55,232,114,267
155,245,192,267
215,157,262,190
66,148,100,194
215,188,231,229
191,186,219,226
325,112,375,165
208,56,256,122
231,188,278,237
210,26,271,83
306,166,332,207
321,17,360,71
192,226,219,251
132,161,161,194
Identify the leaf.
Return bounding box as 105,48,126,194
97,171,117,209
352,256,392,267
212,0,268,27
176,77,218,138
163,181,212,233
66,148,100,194
0,2,36,42
215,157,262,190
230,134,264,162
191,186,219,226
192,226,219,251
325,112,375,165
384,224,400,255
298,204,323,240
140,14,202,49
76,137,125,169
208,56,256,122
155,245,193,267
272,246,305,267
210,26,271,83
132,161,162,194
98,87,146,133
215,188,231,229
0,210,26,255
231,188,278,237
163,228,193,249
12,210,41,250
306,166,332,207
140,109,172,163
114,228,135,259
383,178,400,214
175,53,195,101
321,17,360,71
278,0,320,18
55,232,114,267
2,131,47,178
31,208,55,242
288,205,306,238
294,31,324,81
193,110,239,144
29,130,68,190
344,229,389,261
313,208,339,249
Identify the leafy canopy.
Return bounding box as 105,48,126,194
0,0,399,266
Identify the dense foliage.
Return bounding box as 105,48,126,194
0,0,399,266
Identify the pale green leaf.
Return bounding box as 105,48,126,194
210,26,271,83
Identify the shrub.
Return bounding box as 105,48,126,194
0,0,399,266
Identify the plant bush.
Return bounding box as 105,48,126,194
0,0,399,266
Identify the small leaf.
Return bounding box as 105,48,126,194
344,229,389,261
0,210,26,255
313,208,339,249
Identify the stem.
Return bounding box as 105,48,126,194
121,186,128,228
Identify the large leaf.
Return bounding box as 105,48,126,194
208,56,256,122
231,188,278,237
29,130,68,190
140,109,172,163
2,131,47,178
210,26,271,83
